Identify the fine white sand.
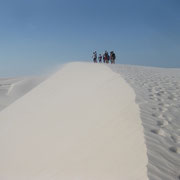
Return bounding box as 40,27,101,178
0,62,148,180
111,65,180,180
0,77,45,111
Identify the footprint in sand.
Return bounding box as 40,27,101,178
169,146,180,154
161,114,173,122
149,97,155,100
166,116,173,121
151,129,165,136
154,97,164,102
152,113,159,118
171,135,180,144
151,107,167,113
152,107,157,110
158,102,170,107
155,92,164,97
164,104,170,107
156,107,167,113
158,114,164,119
157,120,168,127
168,95,177,101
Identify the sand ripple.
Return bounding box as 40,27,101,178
110,65,180,180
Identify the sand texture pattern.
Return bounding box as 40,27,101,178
111,64,180,180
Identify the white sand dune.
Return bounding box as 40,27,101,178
0,77,45,111
111,65,180,180
0,62,148,180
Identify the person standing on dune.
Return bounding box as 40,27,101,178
110,51,116,64
92,51,97,63
103,51,109,63
103,52,106,63
106,52,110,63
98,54,102,63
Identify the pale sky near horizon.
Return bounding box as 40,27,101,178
0,0,180,76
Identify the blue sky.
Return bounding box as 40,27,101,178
0,0,180,76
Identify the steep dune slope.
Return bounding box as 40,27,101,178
0,62,148,180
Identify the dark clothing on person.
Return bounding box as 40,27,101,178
93,52,97,63
103,52,109,63
98,55,102,63
103,54,106,63
110,51,116,64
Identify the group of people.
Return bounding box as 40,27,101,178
92,51,116,64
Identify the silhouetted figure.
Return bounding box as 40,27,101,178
98,54,102,63
110,51,116,64
103,53,106,63
92,51,97,63
103,51,109,63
